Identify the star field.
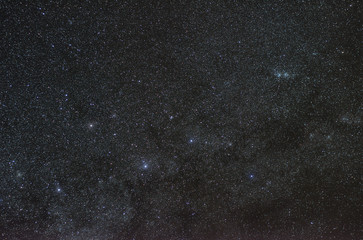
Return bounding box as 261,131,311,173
0,1,362,239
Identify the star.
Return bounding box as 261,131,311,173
88,122,97,129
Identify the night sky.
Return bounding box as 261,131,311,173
1,1,362,239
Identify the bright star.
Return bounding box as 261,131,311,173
88,122,97,129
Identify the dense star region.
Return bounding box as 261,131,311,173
1,1,362,239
